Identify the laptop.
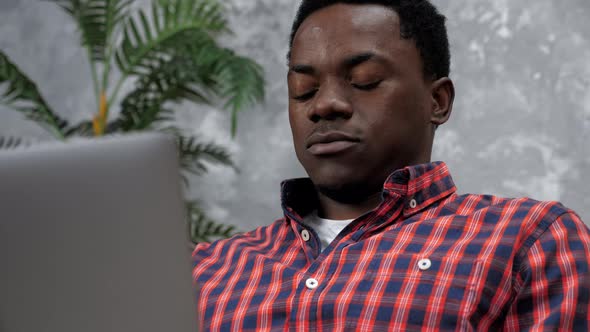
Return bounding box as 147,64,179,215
0,133,198,332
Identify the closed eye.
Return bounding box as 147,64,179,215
352,80,382,91
293,90,317,101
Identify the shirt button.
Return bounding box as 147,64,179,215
409,199,418,209
418,258,432,271
305,278,319,290
301,229,310,242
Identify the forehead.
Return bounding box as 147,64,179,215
291,4,407,63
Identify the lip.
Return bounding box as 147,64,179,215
306,131,360,156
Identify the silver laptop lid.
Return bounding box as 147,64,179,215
0,133,198,332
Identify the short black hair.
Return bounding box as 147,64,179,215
288,0,451,79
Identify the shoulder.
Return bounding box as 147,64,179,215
447,193,586,251
448,193,575,224
191,217,296,283
192,217,288,261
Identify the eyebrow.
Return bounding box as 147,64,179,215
289,64,315,75
288,52,380,75
343,52,375,68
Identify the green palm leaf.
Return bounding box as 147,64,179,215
0,136,28,149
116,90,175,131
173,35,265,135
178,135,235,176
0,52,69,139
115,0,228,76
115,31,264,134
187,200,236,243
115,45,212,132
212,53,265,136
64,120,96,136
52,0,132,63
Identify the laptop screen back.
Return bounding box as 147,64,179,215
0,133,198,332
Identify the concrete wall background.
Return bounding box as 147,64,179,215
1,0,588,230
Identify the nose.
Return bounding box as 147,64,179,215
307,81,353,123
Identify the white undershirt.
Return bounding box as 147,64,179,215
303,211,354,251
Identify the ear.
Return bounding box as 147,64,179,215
429,77,455,126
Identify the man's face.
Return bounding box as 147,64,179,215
288,4,439,199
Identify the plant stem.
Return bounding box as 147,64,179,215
101,9,116,93
100,41,114,131
108,73,128,109
92,91,108,136
102,49,113,92
87,49,101,109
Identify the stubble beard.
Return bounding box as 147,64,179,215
315,180,382,205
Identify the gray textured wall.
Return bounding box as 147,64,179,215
1,0,588,231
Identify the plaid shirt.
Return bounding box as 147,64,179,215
192,162,590,331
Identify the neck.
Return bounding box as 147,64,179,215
316,191,382,220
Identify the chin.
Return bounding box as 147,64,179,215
300,153,384,201
308,164,356,188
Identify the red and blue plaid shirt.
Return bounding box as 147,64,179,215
192,162,590,331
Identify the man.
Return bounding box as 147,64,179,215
192,0,590,330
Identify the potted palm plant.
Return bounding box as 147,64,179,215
0,0,265,243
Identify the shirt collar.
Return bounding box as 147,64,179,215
383,161,457,217
280,161,457,221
